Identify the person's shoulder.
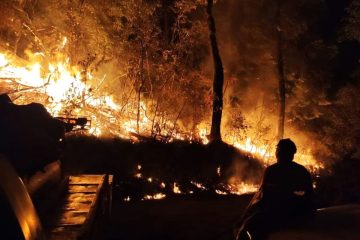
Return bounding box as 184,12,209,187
291,161,311,174
265,163,280,173
291,161,307,169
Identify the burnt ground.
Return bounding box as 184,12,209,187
60,137,259,239
105,192,253,240
61,136,264,186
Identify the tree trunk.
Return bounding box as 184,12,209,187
161,0,174,44
137,42,145,133
207,0,224,143
276,0,285,140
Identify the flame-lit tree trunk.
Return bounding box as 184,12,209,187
276,0,286,140
207,0,224,143
137,42,145,134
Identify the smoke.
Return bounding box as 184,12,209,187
208,0,353,163
210,0,281,151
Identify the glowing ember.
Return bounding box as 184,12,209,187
215,189,227,195
173,182,182,194
143,193,166,200
217,166,221,176
197,126,209,145
293,191,305,196
191,181,207,191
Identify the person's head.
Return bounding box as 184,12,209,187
275,138,297,163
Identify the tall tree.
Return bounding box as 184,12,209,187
276,0,286,140
207,0,224,142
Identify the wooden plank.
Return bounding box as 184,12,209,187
66,192,97,204
69,175,105,185
68,184,99,193
56,211,88,226
47,174,109,239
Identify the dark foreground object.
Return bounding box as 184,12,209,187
268,204,360,240
106,194,253,240
0,156,112,240
106,192,360,240
237,139,314,240
0,95,67,177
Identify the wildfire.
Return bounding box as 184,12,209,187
225,182,259,195
1,53,86,106
231,137,323,173
233,138,271,159
0,37,324,200
0,49,121,136
0,37,151,137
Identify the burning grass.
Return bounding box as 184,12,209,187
60,135,264,201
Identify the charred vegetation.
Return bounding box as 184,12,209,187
61,135,264,199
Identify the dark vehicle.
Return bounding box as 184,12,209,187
0,155,113,240
0,155,43,240
268,204,360,240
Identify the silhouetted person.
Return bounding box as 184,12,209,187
236,138,314,240
0,93,66,177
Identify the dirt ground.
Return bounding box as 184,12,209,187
106,193,253,240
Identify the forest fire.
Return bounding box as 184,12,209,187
0,46,323,200
0,46,119,136
231,137,323,172
0,1,359,240
0,47,212,142
0,0,342,204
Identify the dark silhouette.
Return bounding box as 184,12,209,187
207,0,225,142
236,138,314,240
0,94,67,177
